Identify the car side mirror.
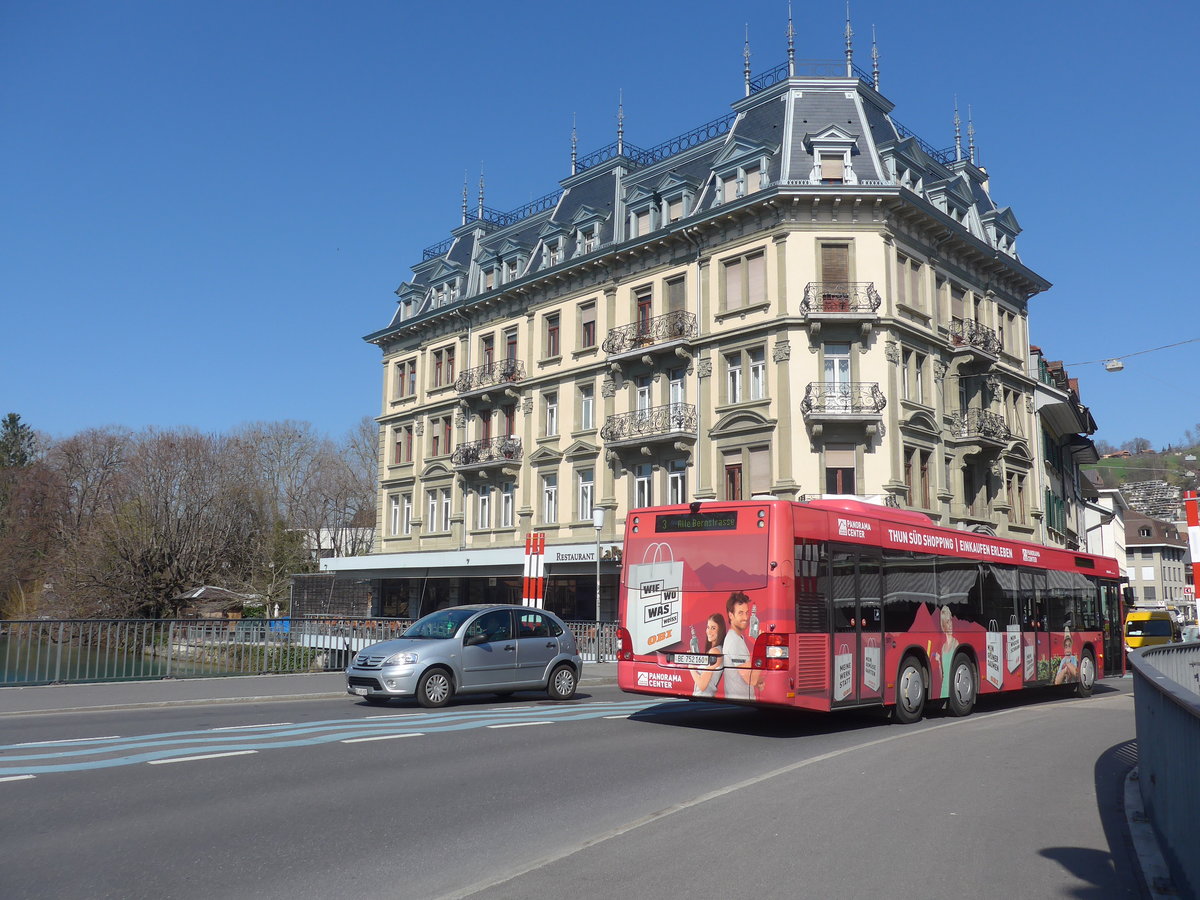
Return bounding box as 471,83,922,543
465,633,487,646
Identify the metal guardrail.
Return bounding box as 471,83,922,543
1130,642,1200,898
0,617,619,686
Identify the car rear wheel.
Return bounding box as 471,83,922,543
1076,650,1095,698
547,664,577,701
946,653,976,717
416,668,453,708
893,655,926,724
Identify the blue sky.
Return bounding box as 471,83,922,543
3,0,1198,449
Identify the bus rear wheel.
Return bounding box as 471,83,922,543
893,655,926,724
946,653,976,717
1076,650,1095,698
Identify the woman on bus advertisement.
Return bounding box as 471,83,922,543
689,613,726,697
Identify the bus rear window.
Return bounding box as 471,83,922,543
1126,619,1174,638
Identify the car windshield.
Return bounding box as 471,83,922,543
402,608,476,639
1126,619,1174,638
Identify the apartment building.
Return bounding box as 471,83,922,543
309,38,1062,622
1124,509,1190,614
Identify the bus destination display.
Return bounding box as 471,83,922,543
655,511,738,533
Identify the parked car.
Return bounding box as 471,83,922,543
345,604,582,707
1181,623,1200,643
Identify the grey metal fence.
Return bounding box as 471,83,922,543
1,616,618,686
1129,642,1200,898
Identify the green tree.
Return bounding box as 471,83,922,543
0,413,36,469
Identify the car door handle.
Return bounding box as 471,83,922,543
504,644,515,652
545,642,556,648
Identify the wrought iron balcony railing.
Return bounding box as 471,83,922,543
600,403,697,444
450,436,523,468
455,359,526,394
948,409,1011,443
948,319,1003,356
800,382,887,416
800,282,882,316
602,311,698,356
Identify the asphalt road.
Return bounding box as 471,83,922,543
0,680,1144,900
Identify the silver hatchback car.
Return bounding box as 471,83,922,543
345,604,582,707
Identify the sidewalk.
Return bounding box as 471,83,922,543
0,661,619,717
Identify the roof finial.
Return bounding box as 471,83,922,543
743,24,752,97
477,165,485,219
617,90,624,156
844,0,854,77
787,1,795,77
571,113,578,175
953,97,962,162
462,172,469,225
967,105,976,165
871,25,879,91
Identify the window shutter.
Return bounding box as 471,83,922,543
722,177,738,203
747,253,766,304
825,445,855,468
820,154,844,182
668,278,686,312
725,259,744,309
749,447,771,494
668,198,683,222
821,245,849,283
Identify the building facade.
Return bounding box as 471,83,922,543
1124,509,1190,615
307,39,1081,622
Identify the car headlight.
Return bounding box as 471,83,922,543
384,651,418,666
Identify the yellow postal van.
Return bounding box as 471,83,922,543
1124,609,1179,653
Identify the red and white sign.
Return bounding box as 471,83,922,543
522,532,546,607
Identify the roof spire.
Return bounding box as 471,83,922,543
787,1,795,77
967,105,976,165
844,0,854,77
616,90,624,156
953,97,962,162
571,113,578,175
871,24,879,90
461,172,469,225
477,165,485,219
743,24,752,97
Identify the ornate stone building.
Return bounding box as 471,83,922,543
313,24,1080,622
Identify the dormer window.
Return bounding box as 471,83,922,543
713,152,771,206
667,196,685,222
581,227,597,253
505,259,519,283
543,240,562,268
484,267,495,291
804,127,859,186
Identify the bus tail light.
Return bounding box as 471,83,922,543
617,627,634,661
753,633,790,671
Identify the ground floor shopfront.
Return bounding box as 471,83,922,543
291,540,623,625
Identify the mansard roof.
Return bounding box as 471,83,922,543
371,59,1045,343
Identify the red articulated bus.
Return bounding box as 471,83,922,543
616,499,1123,722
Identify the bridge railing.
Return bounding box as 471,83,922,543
0,616,618,685
1129,642,1200,899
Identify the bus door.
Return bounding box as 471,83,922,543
1019,569,1049,683
830,548,883,706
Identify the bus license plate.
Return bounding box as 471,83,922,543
671,653,714,666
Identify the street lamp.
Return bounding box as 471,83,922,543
593,507,605,663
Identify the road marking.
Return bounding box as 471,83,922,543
0,775,36,783
603,715,632,720
364,713,425,720
147,750,258,765
486,721,553,729
341,733,425,744
12,736,120,746
208,723,292,731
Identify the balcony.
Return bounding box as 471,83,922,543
455,359,526,402
450,436,522,473
800,382,886,437
947,320,1002,369
946,409,1011,458
800,282,881,337
600,403,697,454
603,311,697,368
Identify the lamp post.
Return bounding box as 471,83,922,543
593,507,605,663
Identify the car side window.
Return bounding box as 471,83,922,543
467,610,513,643
517,612,561,638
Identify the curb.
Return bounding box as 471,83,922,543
1125,767,1179,897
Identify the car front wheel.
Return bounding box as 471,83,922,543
416,668,453,708
547,664,577,701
